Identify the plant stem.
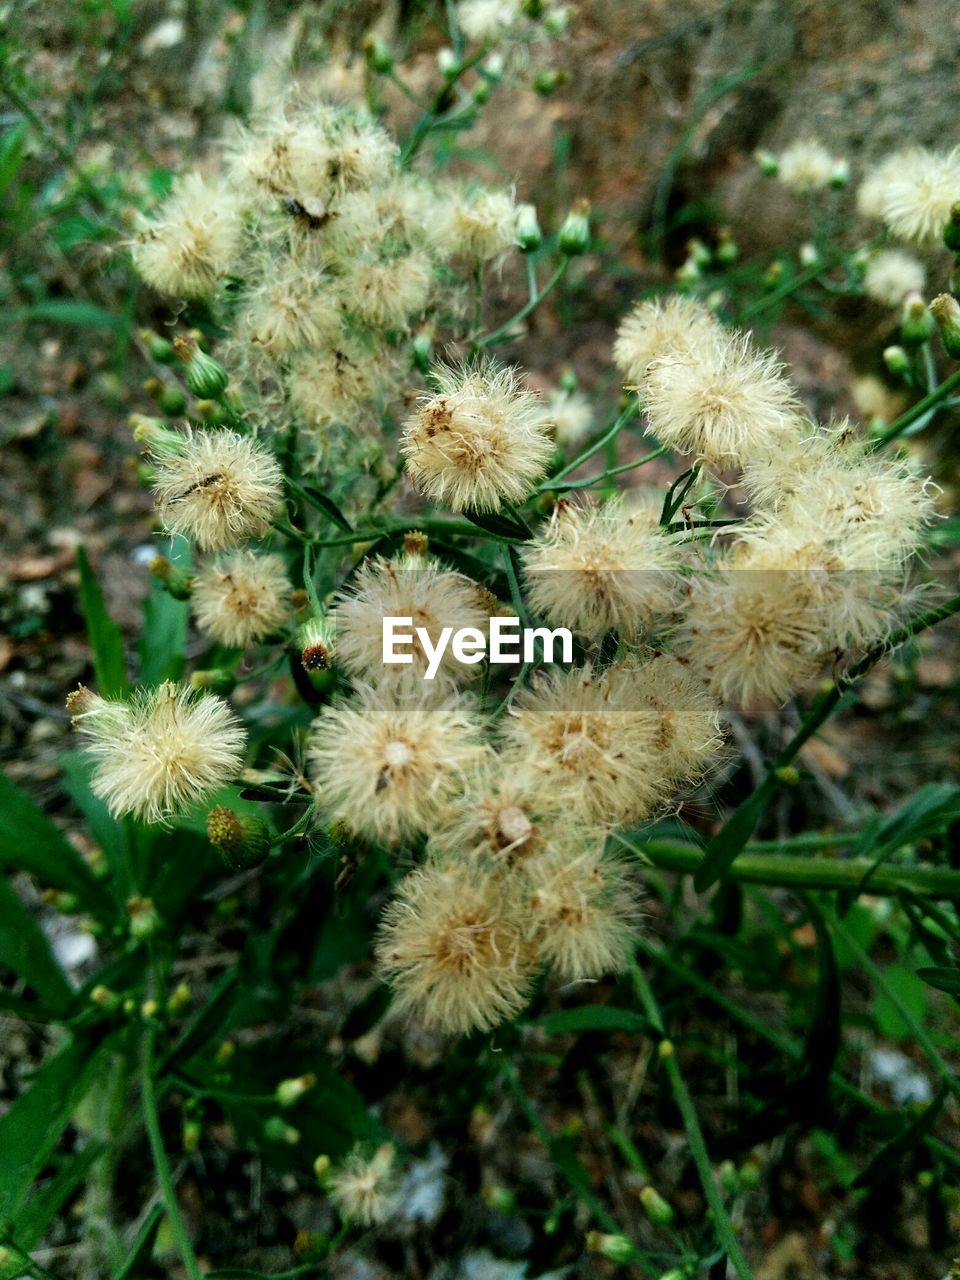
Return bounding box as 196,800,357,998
868,366,960,450
475,260,569,351
544,402,643,487
617,835,960,899
142,1027,202,1280
629,962,754,1280
547,444,670,493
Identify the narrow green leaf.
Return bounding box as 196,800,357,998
0,121,29,199
76,546,128,698
0,878,72,1016
295,482,354,531
0,769,104,912
916,966,960,997
0,1033,113,1221
534,1006,651,1036
464,508,531,540
139,537,190,686
16,1141,105,1250
694,777,776,891
161,967,240,1072
112,1203,165,1280
851,1080,949,1190
24,300,128,331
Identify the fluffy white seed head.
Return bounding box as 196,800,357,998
192,550,292,648
538,387,593,449
67,682,246,824
236,264,342,356
328,1145,400,1226
612,295,722,388
521,498,686,638
375,860,537,1034
148,428,285,553
643,330,803,468
309,686,488,843
287,336,400,433
429,187,518,262
863,249,926,309
335,553,496,685
457,0,522,43
873,146,960,245
343,252,434,330
401,362,553,512
776,140,839,192
131,173,245,298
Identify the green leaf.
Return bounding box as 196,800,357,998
139,536,190,686
0,877,72,1016
693,776,776,891
464,508,532,541
161,967,240,1072
295,482,354,531
23,300,129,331
112,1203,165,1280
854,784,960,891
0,1033,113,1221
59,751,130,885
0,121,29,199
874,964,927,1039
76,546,128,698
534,1006,651,1036
0,769,105,913
16,1141,105,1250
916,966,960,997
851,1080,949,1190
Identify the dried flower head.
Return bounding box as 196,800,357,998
401,362,553,512
430,187,518,262
539,387,593,449
629,653,722,783
67,682,246,824
131,173,245,298
857,154,903,221
643,330,802,468
430,765,556,863
521,498,685,638
874,146,960,245
335,553,495,685
863,249,926,309
192,550,292,648
612,295,721,388
309,685,488,843
501,663,677,828
457,0,522,43
236,264,342,356
776,140,839,192
344,251,434,330
287,335,399,434
375,861,537,1033
523,847,640,980
147,427,284,553
328,1144,400,1226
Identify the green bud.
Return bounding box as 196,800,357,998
90,984,120,1011
276,1073,317,1107
558,366,578,393
883,344,911,379
411,330,433,375
515,203,543,253
480,52,504,83
190,668,237,695
687,237,711,269
715,229,738,264
943,202,960,254
151,555,193,600
558,199,590,255
829,160,850,189
755,149,778,177
183,1119,202,1152
930,292,960,359
437,47,460,79
718,1160,739,1196
158,385,188,415
173,335,229,399
168,981,191,1013
762,260,784,289
140,330,176,363
131,414,180,456
193,398,230,424
364,34,393,74
738,1159,761,1189
297,614,337,689
533,68,565,96
900,293,936,347
675,258,701,284
586,1232,634,1264
207,806,272,872
313,1153,332,1181
127,895,162,941
483,1183,516,1213
798,242,820,268
521,0,545,16
774,764,801,786
639,1185,675,1226
543,5,572,34
473,80,491,105
265,1116,301,1145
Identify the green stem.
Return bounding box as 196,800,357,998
547,444,669,493
544,402,643,487
142,1027,202,1280
629,962,754,1280
868,366,960,450
475,260,569,351
618,836,960,899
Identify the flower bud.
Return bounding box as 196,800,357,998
883,344,911,379
900,292,936,347
943,202,960,254
639,1185,675,1226
762,260,784,289
558,199,590,255
141,998,159,1018
586,1232,634,1263
403,530,430,558
543,5,572,34
275,1073,317,1107
168,981,191,1013
799,242,819,268
481,52,504,82
521,0,545,16
264,1116,301,1145
715,228,738,264
194,398,231,424
130,414,180,455
675,258,700,284
140,330,176,363
482,1182,516,1213
314,1154,332,1181
364,34,394,74
829,159,850,189
150,555,193,600
43,889,80,914
658,1038,674,1059
437,47,460,79
207,806,272,872
687,237,711,269
189,668,237,696
738,1159,761,1189
158,385,188,415
930,292,960,359
127,895,162,941
755,149,779,177
718,1160,739,1196
533,68,565,96
172,335,229,400
411,330,433,375
297,615,337,690
773,764,801,786
515,203,543,253
183,1119,202,1152
473,80,491,105
215,1039,235,1064
90,984,120,1011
